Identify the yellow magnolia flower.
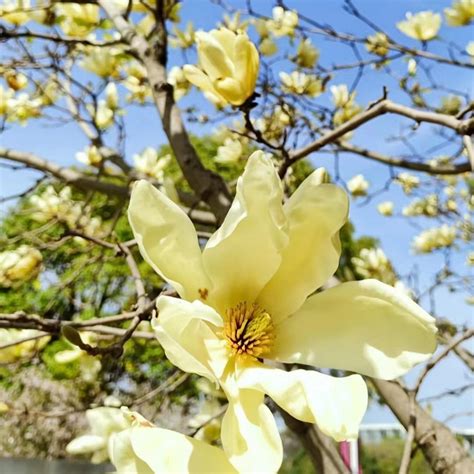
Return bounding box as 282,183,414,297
133,147,171,180
0,329,49,363
330,84,355,108
109,411,237,473
76,145,103,167
55,332,101,383
0,245,42,288
352,248,396,286
395,172,420,194
267,6,298,37
347,174,369,197
6,93,42,125
0,86,15,115
183,28,259,106
67,407,130,463
129,152,437,472
293,38,319,68
168,66,191,101
377,201,394,216
445,0,474,26
169,22,195,49
280,71,323,97
0,0,31,26
259,37,278,56
397,11,441,41
80,47,123,78
220,11,249,33
413,225,457,253
365,32,390,56
5,71,28,91
55,3,99,38
216,138,243,164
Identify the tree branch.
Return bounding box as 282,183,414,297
98,0,232,223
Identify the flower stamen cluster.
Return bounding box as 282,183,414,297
224,302,274,357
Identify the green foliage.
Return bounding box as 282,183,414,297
42,339,81,380
360,438,431,474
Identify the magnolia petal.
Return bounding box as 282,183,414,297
66,434,106,455
211,28,237,60
202,151,288,313
183,64,222,100
128,180,210,301
153,296,229,383
238,361,367,441
272,280,437,379
86,407,129,437
196,31,235,80
109,430,154,474
221,389,282,473
130,427,237,473
234,34,259,99
258,171,348,322
214,77,246,105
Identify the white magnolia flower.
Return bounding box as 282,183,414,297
128,151,437,472
377,201,394,216
397,11,441,41
280,71,323,97
0,245,42,288
216,138,243,164
347,174,369,197
133,148,171,180
89,101,114,129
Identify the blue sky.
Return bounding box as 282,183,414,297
0,1,473,428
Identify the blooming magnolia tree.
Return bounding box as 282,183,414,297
0,1,473,473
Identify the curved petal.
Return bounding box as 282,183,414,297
183,65,222,100
221,388,282,473
258,171,348,322
109,430,154,474
66,434,105,454
128,180,210,301
238,361,367,441
202,151,288,313
196,31,234,80
214,77,246,105
234,34,259,98
153,296,229,384
211,28,237,61
130,427,237,473
272,280,437,379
